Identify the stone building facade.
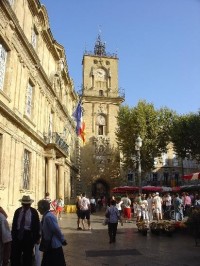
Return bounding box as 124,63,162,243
0,0,79,217
79,35,125,197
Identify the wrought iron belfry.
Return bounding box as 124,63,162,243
94,34,106,56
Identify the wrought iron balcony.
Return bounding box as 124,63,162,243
44,132,69,156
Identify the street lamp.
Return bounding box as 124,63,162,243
135,136,142,194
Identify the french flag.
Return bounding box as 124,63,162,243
73,101,85,143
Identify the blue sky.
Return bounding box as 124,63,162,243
41,0,200,115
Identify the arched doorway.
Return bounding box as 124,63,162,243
91,178,110,199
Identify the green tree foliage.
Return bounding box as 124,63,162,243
171,112,200,162
116,100,176,174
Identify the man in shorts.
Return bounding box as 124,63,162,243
79,193,91,230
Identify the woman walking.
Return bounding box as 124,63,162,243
37,199,67,266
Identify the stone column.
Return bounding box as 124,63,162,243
47,157,54,196
58,164,64,197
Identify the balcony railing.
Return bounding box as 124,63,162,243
44,132,69,156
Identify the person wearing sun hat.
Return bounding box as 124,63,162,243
10,195,40,266
152,192,163,221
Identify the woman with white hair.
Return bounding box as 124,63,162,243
37,200,67,266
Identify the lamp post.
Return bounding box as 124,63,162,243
135,136,142,194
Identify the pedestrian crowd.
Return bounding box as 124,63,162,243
126,191,200,223
1,190,200,264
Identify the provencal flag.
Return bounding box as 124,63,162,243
72,101,85,143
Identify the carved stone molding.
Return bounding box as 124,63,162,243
93,136,110,155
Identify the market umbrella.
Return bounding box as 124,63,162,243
182,172,200,180
162,186,172,192
181,184,200,192
111,186,139,193
171,186,181,192
142,186,163,192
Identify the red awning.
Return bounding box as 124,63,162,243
172,186,181,192
111,186,139,193
182,172,200,180
142,186,163,192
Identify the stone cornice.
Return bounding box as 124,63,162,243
82,96,124,105
27,0,41,16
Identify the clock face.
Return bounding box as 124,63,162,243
96,69,105,79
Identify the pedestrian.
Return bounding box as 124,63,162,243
76,195,82,230
122,194,132,222
37,199,67,266
116,197,123,217
10,195,40,266
89,196,96,214
135,194,142,222
140,195,149,222
44,192,56,214
173,193,183,221
194,194,200,207
97,197,103,211
153,192,163,221
182,192,191,217
0,206,12,266
164,193,172,220
55,196,64,220
147,194,154,222
105,200,121,244
79,193,91,230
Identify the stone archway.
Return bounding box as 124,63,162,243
91,178,110,199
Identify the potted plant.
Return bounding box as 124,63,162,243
136,221,149,236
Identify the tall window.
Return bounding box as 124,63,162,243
31,27,38,49
0,44,7,90
48,112,53,138
26,82,33,117
23,149,31,189
97,115,106,135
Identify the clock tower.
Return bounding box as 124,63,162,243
79,34,125,197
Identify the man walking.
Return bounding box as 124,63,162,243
79,193,91,230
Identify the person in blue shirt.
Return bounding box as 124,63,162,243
173,193,183,221
37,200,67,266
105,200,121,244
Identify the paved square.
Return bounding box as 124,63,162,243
86,249,142,257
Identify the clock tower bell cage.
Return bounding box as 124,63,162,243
78,34,125,198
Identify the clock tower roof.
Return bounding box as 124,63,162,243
94,34,106,56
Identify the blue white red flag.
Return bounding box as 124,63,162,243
72,101,85,143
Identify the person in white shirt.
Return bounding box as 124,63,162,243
147,194,154,222
140,195,149,222
122,195,132,222
79,193,91,230
116,197,123,219
0,207,12,266
153,192,163,221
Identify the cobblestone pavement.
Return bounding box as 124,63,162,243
58,212,200,266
